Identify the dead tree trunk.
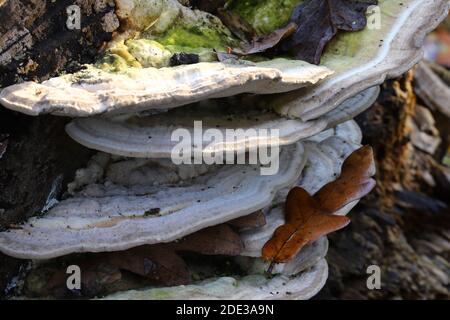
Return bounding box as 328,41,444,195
318,71,450,299
0,0,117,294
0,0,118,87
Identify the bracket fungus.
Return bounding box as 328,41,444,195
102,259,329,300
0,0,447,120
0,142,307,259
271,0,450,120
0,119,371,299
0,59,331,117
97,120,367,300
65,86,379,158
0,0,447,301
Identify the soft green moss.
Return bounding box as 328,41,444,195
157,25,231,50
229,0,304,35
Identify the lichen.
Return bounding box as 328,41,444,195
229,0,304,35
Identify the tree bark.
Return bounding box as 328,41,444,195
317,71,450,299
0,0,118,87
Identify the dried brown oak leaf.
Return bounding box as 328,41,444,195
233,22,298,56
262,146,376,270
228,210,266,231
278,0,378,64
217,8,258,42
103,216,263,282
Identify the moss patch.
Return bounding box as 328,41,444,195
229,0,304,35
157,25,231,50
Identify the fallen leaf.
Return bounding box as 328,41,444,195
216,50,240,62
278,0,377,64
172,224,244,255
227,211,266,231
262,146,376,270
217,8,257,42
233,22,298,56
192,0,376,63
104,245,192,287
314,145,376,213
95,224,243,286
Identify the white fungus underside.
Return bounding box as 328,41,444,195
99,120,369,300
0,120,367,259
65,87,379,159
0,142,307,259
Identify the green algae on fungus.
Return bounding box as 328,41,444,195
95,0,308,72
96,37,223,72
157,25,233,51
127,39,173,68
229,0,304,35
96,40,143,72
97,0,239,71
96,54,131,73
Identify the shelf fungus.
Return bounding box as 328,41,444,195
0,0,333,117
102,259,329,300
65,86,379,159
0,142,307,259
1,0,447,119
270,0,450,120
0,119,373,299
97,120,368,300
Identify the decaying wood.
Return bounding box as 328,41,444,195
414,62,450,118
0,0,119,87
318,71,450,299
0,0,118,293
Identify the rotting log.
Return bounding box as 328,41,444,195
0,0,118,87
317,71,450,299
